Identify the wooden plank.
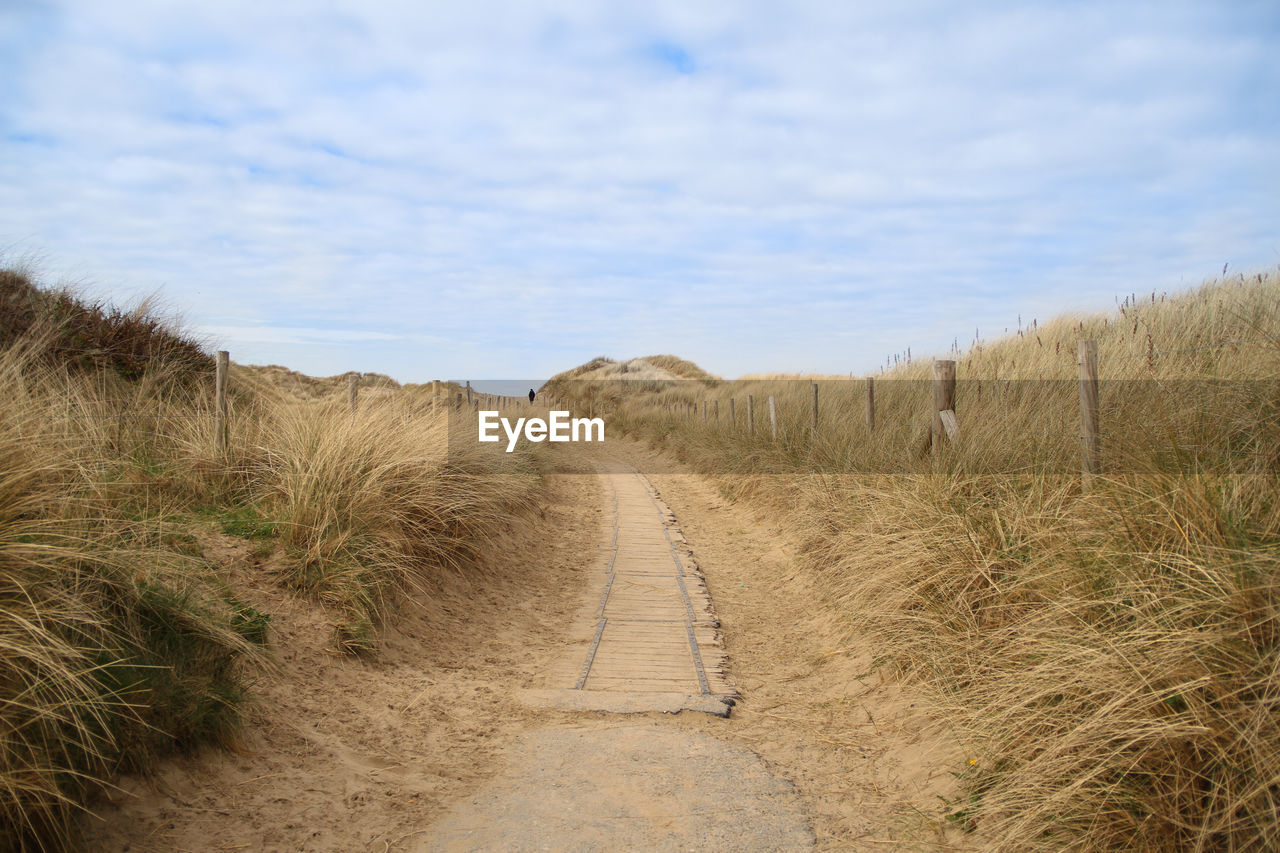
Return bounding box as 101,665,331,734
591,651,693,662
940,409,960,442
584,676,698,687
591,650,696,666
588,656,693,668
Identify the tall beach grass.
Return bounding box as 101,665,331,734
549,270,1280,851
0,267,541,850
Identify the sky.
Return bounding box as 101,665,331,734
1,1,1277,382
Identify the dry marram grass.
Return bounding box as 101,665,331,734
548,270,1280,851
0,267,542,851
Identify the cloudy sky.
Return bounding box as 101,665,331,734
2,1,1276,382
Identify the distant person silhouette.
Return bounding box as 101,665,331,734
528,388,536,403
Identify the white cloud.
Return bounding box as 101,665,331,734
199,325,405,345
1,1,1277,379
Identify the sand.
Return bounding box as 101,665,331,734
86,441,968,851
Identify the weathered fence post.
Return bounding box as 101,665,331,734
1078,339,1100,488
866,377,875,433
729,397,735,429
215,350,229,452
348,374,358,417
466,381,472,406
768,395,778,442
455,392,463,410
747,395,754,435
932,359,956,454
702,401,707,421
811,382,819,439
714,399,719,422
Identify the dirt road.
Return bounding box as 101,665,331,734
89,443,964,851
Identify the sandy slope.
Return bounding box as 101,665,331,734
87,442,967,852
86,471,604,852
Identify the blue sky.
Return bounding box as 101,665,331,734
2,1,1277,382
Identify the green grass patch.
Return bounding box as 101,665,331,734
201,504,279,540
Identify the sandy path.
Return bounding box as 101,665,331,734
524,461,734,714
88,444,968,851
422,463,813,850
421,726,812,851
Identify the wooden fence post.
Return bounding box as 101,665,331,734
348,374,358,417
866,377,875,433
747,395,755,434
215,350,229,452
466,381,472,406
1078,339,1100,488
714,399,719,422
768,395,778,442
456,392,463,410
932,360,956,454
729,397,735,429
702,401,707,421
811,382,819,439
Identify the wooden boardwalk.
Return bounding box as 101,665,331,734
526,465,735,715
